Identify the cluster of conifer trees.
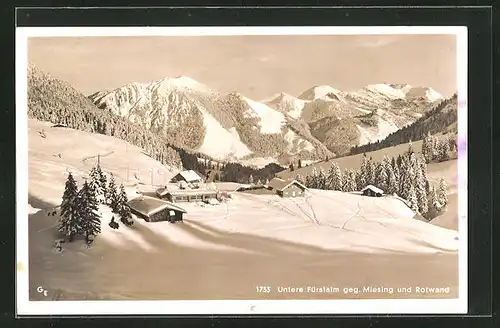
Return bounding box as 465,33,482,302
296,145,449,220
58,163,133,246
422,132,458,163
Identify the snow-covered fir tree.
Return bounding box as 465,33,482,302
248,174,254,184
422,132,434,163
106,173,119,212
326,163,342,190
437,177,449,207
400,165,415,200
375,160,388,191
342,169,357,192
366,157,376,186
407,184,419,213
77,180,102,245
317,167,327,190
305,173,314,189
359,155,369,188
118,184,134,226
438,139,451,162
58,172,81,241
88,165,105,204
386,165,397,195
415,164,428,214
98,165,107,202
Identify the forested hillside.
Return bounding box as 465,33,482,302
28,64,284,183
350,94,458,155
28,64,183,168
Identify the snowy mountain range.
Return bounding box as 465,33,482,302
89,76,444,163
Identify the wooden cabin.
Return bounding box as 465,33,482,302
127,196,187,223
170,170,204,184
361,185,384,197
267,178,308,198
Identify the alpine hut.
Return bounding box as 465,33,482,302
267,178,308,198
361,185,384,197
128,196,187,223
170,170,204,184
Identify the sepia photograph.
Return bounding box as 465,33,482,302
16,26,467,315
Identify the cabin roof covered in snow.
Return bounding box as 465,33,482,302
128,196,187,217
175,170,203,182
268,178,307,191
361,185,384,194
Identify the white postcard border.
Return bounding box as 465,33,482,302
16,25,468,316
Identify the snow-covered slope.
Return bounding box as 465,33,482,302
241,96,285,134
262,92,306,118
27,119,177,207
29,186,458,301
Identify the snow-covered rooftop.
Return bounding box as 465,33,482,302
128,196,187,217
268,178,307,191
361,185,384,194
175,170,203,182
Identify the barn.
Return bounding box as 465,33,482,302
170,170,204,184
361,185,384,197
268,178,308,198
127,196,187,223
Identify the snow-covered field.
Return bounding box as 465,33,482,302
28,189,459,301
25,119,459,301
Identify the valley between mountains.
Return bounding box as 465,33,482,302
25,63,460,301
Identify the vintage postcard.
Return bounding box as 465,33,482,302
16,26,468,315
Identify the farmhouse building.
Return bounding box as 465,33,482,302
128,196,187,223
170,170,204,184
156,184,219,203
268,178,307,198
361,185,384,197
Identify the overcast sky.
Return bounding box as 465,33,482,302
28,34,457,100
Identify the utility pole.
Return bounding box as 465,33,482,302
97,153,100,166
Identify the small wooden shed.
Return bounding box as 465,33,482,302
361,185,384,197
127,196,187,223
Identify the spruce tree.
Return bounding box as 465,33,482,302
58,172,80,241
106,173,119,212
317,167,327,190
360,155,369,188
437,177,449,207
98,166,108,202
386,165,397,195
325,164,336,190
78,180,102,245
118,184,133,226
407,184,419,213
415,166,428,214
333,164,343,191
342,169,357,192
249,174,254,184
376,161,388,191
309,168,319,189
